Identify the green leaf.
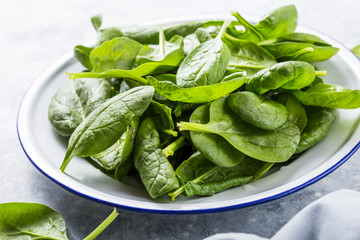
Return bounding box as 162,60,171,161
90,37,143,72
178,97,300,163
228,5,297,42
134,118,179,198
74,45,94,71
351,45,360,58
292,83,360,109
0,202,69,240
61,86,154,172
227,91,288,130
147,75,245,104
48,78,113,136
91,15,102,32
246,61,316,94
91,119,139,170
295,107,337,153
176,21,231,88
189,104,246,167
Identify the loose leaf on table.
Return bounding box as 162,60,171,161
74,45,94,71
227,5,297,42
295,107,337,153
246,61,316,94
178,96,300,163
292,83,360,109
48,78,113,137
91,119,139,171
60,86,154,172
189,104,246,167
176,21,231,88
227,91,288,130
147,75,245,104
0,202,69,240
277,93,308,133
352,45,360,58
134,118,179,198
222,33,277,72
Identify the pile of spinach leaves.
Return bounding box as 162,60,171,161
48,5,360,200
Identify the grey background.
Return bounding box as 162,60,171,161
2,0,360,239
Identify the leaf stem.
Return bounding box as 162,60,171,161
159,129,178,137
83,208,119,240
217,20,229,39
162,136,186,157
315,70,327,76
177,121,211,133
159,27,165,59
168,166,219,201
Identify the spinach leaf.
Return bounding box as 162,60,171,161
189,104,246,167
228,5,297,42
246,61,316,94
170,155,269,199
121,21,209,44
135,28,184,72
48,78,113,137
90,37,143,72
263,32,334,46
292,83,360,109
0,202,69,240
262,42,339,62
277,93,308,133
222,33,277,72
60,86,154,172
90,15,124,47
227,91,288,130
91,119,139,171
178,96,300,162
183,33,200,55
134,118,179,198
176,21,231,88
74,45,94,71
295,107,337,153
195,27,213,43
147,75,245,103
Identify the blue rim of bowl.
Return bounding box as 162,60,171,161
16,18,360,215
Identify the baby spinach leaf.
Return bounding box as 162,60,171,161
90,37,143,72
222,33,277,71
135,28,184,72
91,119,139,171
147,75,245,103
246,61,316,94
60,86,154,172
176,21,231,88
228,5,297,42
143,100,175,131
195,28,213,43
183,176,253,197
48,78,113,137
189,104,246,167
183,33,200,55
262,32,334,46
134,118,179,198
170,155,269,199
227,91,288,130
263,42,339,62
90,15,124,47
74,45,94,71
295,107,337,153
292,83,360,109
121,21,210,44
178,97,300,163
277,93,308,133
0,202,68,240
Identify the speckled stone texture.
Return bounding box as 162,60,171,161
2,0,360,239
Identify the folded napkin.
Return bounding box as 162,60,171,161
204,189,360,240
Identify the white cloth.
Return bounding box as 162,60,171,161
204,189,360,240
